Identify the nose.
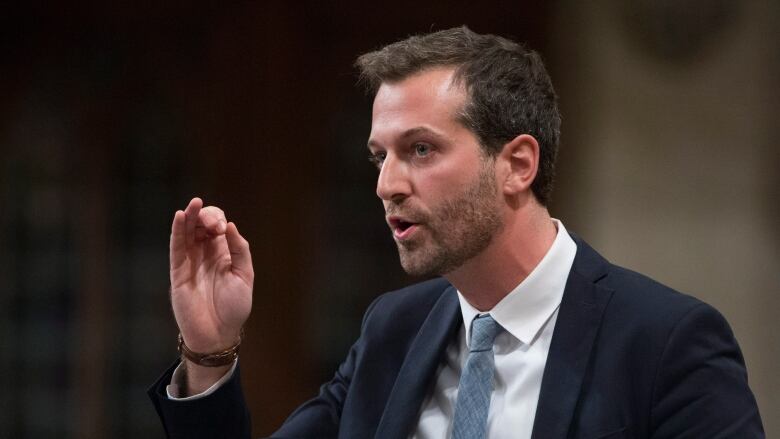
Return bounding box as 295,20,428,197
376,154,411,202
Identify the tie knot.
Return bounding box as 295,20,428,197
469,315,501,352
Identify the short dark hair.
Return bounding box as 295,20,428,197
355,26,561,205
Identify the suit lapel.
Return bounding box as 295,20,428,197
531,239,614,439
374,286,461,439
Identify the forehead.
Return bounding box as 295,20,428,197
369,67,468,142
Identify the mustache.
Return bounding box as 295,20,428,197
385,202,429,223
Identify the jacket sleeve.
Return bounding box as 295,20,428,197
149,294,385,439
650,302,764,438
148,360,252,439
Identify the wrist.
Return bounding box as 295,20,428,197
176,330,243,396
182,358,234,396
177,330,242,367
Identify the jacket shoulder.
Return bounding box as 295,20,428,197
362,277,452,328
570,235,719,336
565,237,763,437
601,263,707,324
355,277,454,350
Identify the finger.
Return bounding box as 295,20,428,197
225,222,254,283
170,210,187,268
184,197,203,247
199,205,227,236
194,226,209,242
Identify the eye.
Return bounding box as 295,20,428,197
368,151,386,168
414,143,432,157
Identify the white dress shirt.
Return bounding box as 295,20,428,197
167,358,237,400
169,220,577,439
412,219,577,439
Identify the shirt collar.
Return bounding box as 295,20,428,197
457,219,577,346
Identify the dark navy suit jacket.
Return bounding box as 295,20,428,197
149,236,764,438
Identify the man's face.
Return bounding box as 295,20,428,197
367,67,504,276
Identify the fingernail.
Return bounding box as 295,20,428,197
219,220,227,232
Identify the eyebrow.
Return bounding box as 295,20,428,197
367,126,447,150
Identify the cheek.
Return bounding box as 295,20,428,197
417,162,481,199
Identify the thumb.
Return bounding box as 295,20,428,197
225,222,254,284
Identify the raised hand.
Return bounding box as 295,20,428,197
169,197,254,358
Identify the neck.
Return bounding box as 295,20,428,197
444,204,557,311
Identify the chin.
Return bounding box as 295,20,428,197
399,260,429,277
398,252,451,278
399,254,432,277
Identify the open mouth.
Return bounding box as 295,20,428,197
388,217,419,240
396,220,414,232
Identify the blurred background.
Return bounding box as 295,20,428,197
0,1,777,437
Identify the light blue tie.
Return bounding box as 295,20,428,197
452,314,502,439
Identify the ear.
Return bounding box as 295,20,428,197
497,134,539,196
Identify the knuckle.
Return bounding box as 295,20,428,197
201,206,227,225
204,205,225,215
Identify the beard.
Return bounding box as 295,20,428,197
390,160,504,277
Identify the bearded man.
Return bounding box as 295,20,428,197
149,26,764,438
